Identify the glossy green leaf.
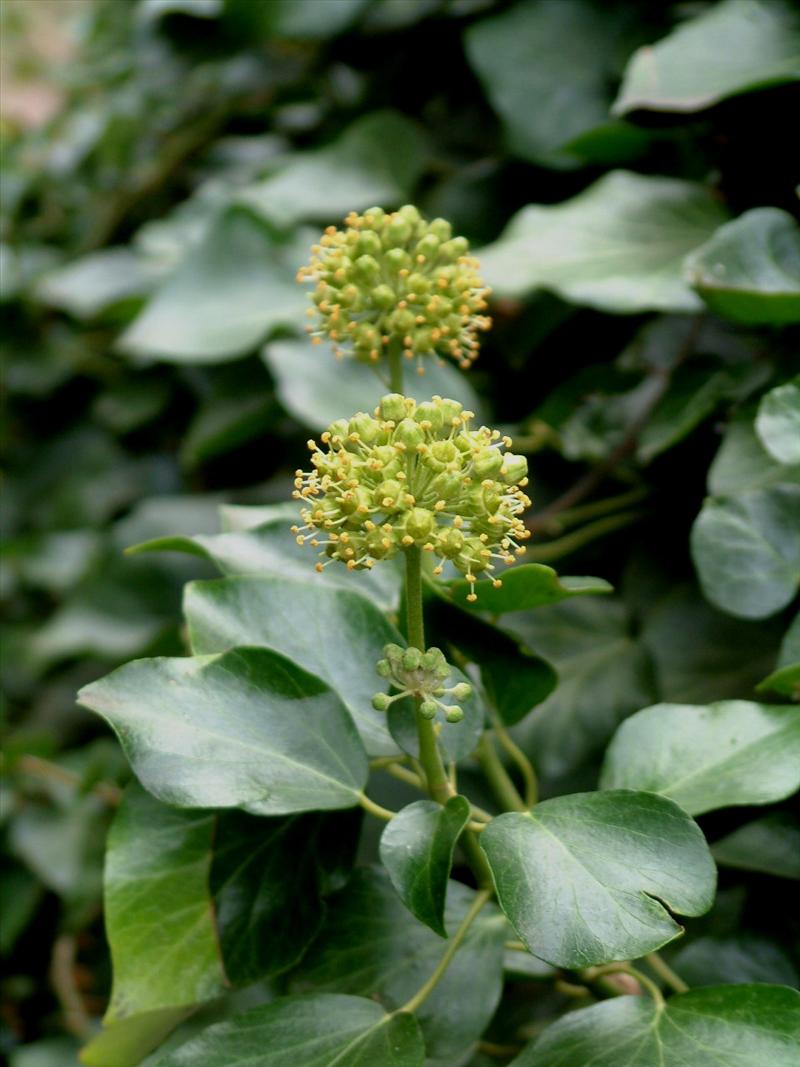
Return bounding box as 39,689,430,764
691,485,800,619
480,790,715,969
262,335,483,431
513,984,800,1067
378,796,470,936
613,0,800,115
102,786,224,1021
119,208,305,363
35,248,157,319
448,564,612,614
601,700,800,815
78,648,368,814
506,598,656,785
239,111,428,227
478,171,727,313
708,409,800,495
152,994,423,1067
670,935,798,988
685,209,800,324
712,812,800,879
291,869,506,1062
184,574,400,754
464,1,642,167
127,518,400,613
81,1008,194,1067
757,378,800,464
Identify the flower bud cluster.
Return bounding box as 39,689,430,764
292,393,531,599
296,204,491,372
371,644,471,723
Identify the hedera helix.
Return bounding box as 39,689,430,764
77,206,800,1066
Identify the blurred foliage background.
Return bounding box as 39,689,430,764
1,0,798,1062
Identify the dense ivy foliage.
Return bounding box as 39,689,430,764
2,1,799,1064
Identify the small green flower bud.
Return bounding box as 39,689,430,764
376,659,391,678
398,204,422,226
421,648,446,672
357,231,383,257
384,247,412,272
440,236,469,260
451,682,472,701
437,398,464,426
379,393,408,422
372,692,392,712
371,284,396,309
472,447,504,479
375,479,403,507
404,507,436,543
415,233,440,259
429,218,452,242
354,254,380,282
402,647,423,671
348,413,381,443
420,700,438,719
445,705,464,723
413,401,444,432
394,418,425,450
384,643,404,663
501,454,528,485
326,418,350,440
385,216,412,245
437,527,465,558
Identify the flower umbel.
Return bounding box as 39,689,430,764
297,204,491,372
372,644,471,724
292,393,531,599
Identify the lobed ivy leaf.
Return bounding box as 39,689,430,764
378,796,471,937
684,209,800,325
756,378,800,465
291,869,506,1062
478,171,727,313
601,700,800,815
184,575,402,755
480,790,716,969
691,485,800,619
447,563,612,614
78,648,369,815
613,0,800,115
151,994,424,1067
712,812,800,880
512,984,800,1067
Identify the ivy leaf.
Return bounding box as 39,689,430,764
78,648,369,814
480,791,715,969
709,410,800,496
127,518,400,613
118,207,305,363
291,869,506,1062
512,985,800,1067
447,564,612,614
464,1,643,168
184,575,402,755
238,111,428,227
35,247,157,319
756,378,800,465
712,812,800,880
613,0,800,115
601,700,800,815
262,335,483,431
378,796,471,937
684,209,800,325
691,485,800,619
151,994,424,1067
478,171,727,313
758,610,800,700
670,935,798,988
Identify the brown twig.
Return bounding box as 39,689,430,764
16,754,121,806
50,934,93,1039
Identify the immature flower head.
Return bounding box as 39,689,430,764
291,393,531,599
372,644,470,724
297,205,491,373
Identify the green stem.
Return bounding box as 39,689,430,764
477,734,528,812
400,888,492,1014
644,952,689,994
491,721,538,807
585,964,665,1009
389,338,404,393
525,510,642,562
546,487,650,533
358,794,396,822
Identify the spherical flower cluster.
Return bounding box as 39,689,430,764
296,204,491,372
372,644,471,724
291,393,531,600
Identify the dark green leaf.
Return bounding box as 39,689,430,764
262,335,483,431
613,0,800,115
291,869,506,1061
378,796,470,936
478,171,727,313
757,378,800,464
447,563,612,614
179,390,277,469
78,648,368,814
184,574,401,754
712,812,800,879
670,935,798,988
153,994,423,1066
601,700,800,815
513,984,800,1066
480,791,715,969
691,485,800,619
685,209,800,324
119,208,305,363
